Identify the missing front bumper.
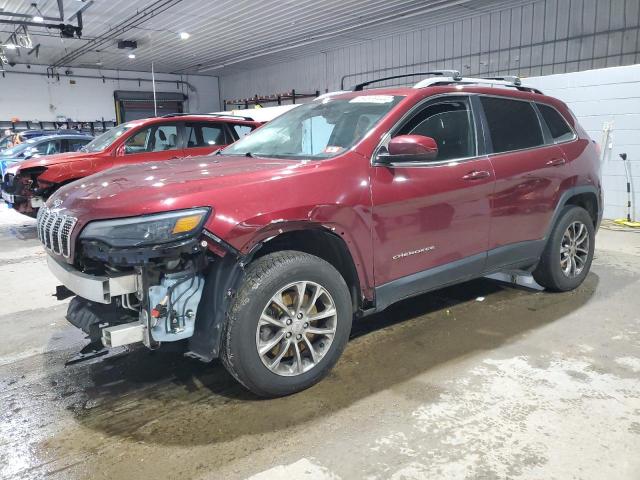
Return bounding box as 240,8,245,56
46,254,138,304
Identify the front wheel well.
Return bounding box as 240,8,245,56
252,229,362,312
564,192,598,227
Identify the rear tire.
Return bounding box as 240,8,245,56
533,205,595,291
221,251,352,398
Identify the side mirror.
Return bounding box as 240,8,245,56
377,135,438,164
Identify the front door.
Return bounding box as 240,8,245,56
116,121,183,167
371,96,494,300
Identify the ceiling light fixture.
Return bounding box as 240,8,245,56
179,32,190,40
32,16,44,23
128,53,136,59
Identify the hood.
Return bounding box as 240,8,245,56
52,154,303,220
16,151,99,172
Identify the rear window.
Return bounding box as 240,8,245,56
537,103,575,143
480,96,544,153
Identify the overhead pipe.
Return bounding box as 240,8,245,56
0,68,196,92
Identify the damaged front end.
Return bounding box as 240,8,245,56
1,167,49,217
41,206,248,364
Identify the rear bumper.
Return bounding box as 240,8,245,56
46,254,138,304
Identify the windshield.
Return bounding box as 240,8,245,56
82,123,134,152
222,94,404,159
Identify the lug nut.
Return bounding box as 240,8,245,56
297,313,303,319
285,332,292,338
296,334,302,340
303,322,309,328
286,318,292,325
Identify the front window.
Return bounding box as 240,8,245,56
82,123,135,153
222,95,404,159
124,124,179,153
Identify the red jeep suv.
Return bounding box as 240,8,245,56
39,72,601,397
2,114,260,217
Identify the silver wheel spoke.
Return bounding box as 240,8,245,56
307,326,335,336
271,293,292,316
294,281,307,313
308,308,337,321
305,284,323,315
303,335,318,363
259,330,286,356
293,341,304,374
260,313,285,328
269,339,291,370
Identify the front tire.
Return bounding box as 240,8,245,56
221,251,352,397
533,205,595,291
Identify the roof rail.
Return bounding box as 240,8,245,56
413,75,543,94
350,70,462,91
159,113,255,121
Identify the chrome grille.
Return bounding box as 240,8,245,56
37,206,77,258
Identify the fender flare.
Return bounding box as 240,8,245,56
545,185,602,239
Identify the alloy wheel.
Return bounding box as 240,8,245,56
560,221,590,278
256,281,338,376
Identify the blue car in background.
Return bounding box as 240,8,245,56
0,129,90,153
0,133,93,179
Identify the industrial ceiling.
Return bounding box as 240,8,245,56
0,0,537,76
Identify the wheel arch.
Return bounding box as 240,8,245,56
548,185,602,237
252,226,366,313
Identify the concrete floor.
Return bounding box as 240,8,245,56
0,203,639,480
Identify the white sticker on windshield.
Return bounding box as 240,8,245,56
349,95,395,104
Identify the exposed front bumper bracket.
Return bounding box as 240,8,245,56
47,254,138,304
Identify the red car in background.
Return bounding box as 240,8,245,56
1,114,260,217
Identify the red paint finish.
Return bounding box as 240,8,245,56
487,144,566,248
49,85,600,302
7,115,260,214
371,157,494,284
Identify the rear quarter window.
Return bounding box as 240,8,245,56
537,103,575,143
480,96,544,153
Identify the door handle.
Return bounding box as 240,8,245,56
546,158,566,167
462,170,491,180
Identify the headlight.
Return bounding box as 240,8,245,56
80,208,210,248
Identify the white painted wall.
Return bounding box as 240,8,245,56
527,64,640,220
0,65,220,122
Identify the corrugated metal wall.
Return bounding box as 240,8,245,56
220,0,640,102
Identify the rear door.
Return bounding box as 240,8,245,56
371,95,494,293
480,96,566,257
183,122,231,157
